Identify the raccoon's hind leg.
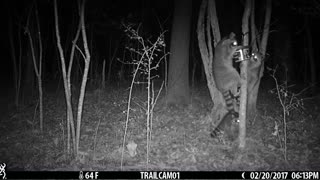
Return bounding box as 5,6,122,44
211,90,239,139
222,90,240,114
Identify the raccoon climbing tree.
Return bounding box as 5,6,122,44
197,0,272,147
211,33,243,139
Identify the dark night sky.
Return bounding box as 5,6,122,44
1,0,319,93
2,0,173,86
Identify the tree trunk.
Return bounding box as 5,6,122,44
305,16,316,95
239,0,251,149
8,13,19,107
54,0,79,154
165,0,192,106
76,0,91,155
22,49,35,105
197,0,226,124
102,59,106,89
247,0,272,117
247,0,257,117
35,3,43,132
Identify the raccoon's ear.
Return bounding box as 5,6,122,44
229,32,236,39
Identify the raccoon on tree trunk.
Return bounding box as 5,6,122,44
211,32,243,139
248,52,263,93
247,52,263,114
210,112,239,140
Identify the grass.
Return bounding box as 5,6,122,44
1,82,319,171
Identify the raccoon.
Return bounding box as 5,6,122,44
211,32,243,140
247,52,263,114
248,52,263,92
213,32,242,113
210,91,240,140
213,32,241,96
210,111,239,141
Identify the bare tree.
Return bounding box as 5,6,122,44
247,0,272,116
76,0,91,155
102,59,106,89
54,0,80,154
119,25,166,170
197,0,227,124
238,0,251,148
239,0,271,147
197,0,272,147
107,38,121,83
8,8,22,108
25,2,44,132
54,0,91,156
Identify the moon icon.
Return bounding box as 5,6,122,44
242,172,245,179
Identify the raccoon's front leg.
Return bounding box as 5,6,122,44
232,98,239,113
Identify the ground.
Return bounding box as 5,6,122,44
1,82,320,172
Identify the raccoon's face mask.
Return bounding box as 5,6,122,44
251,52,263,62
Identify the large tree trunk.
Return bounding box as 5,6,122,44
247,0,271,117
305,16,316,95
197,0,226,124
239,0,251,149
76,0,91,155
247,0,257,117
165,0,192,105
54,0,79,154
